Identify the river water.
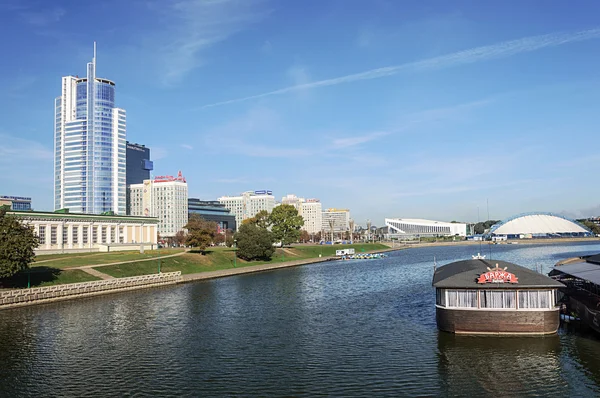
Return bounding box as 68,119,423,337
2,242,600,397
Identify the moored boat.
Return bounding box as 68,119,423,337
433,258,563,335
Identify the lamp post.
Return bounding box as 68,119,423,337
233,239,237,268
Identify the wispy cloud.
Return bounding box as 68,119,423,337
20,6,65,26
153,0,270,86
332,132,389,148
202,27,600,108
181,144,193,150
0,134,53,163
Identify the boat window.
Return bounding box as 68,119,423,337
481,290,516,309
446,290,477,308
436,289,446,306
518,290,551,309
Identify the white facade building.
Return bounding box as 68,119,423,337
322,208,351,236
218,190,276,230
8,210,158,254
281,194,323,234
385,218,467,237
54,43,126,215
129,172,188,238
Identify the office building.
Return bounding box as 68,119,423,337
129,172,188,238
281,194,322,234
54,43,126,215
188,199,236,232
218,190,276,230
7,209,158,253
0,195,32,211
322,208,351,236
126,142,153,214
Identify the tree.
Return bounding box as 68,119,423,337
225,229,234,247
299,230,310,243
270,204,304,247
234,223,275,261
173,230,186,246
242,210,272,229
0,208,39,279
213,233,226,245
580,220,600,235
473,220,500,235
183,214,217,251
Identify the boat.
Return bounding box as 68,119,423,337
433,258,563,335
341,253,388,260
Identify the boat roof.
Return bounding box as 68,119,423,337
433,259,563,289
551,259,600,286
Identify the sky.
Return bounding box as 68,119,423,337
1,0,599,226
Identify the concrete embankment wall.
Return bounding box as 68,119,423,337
0,272,182,310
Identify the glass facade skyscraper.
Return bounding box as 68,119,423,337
54,44,126,215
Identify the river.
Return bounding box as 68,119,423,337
2,242,600,397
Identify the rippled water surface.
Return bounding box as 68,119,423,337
2,242,600,397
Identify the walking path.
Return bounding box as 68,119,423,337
69,249,190,270
80,267,114,280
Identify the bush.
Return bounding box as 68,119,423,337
235,223,274,261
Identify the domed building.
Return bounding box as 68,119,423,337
488,212,592,239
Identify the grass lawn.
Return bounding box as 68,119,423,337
33,248,185,269
95,243,390,278
1,267,100,289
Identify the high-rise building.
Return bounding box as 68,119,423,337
281,194,322,234
218,190,275,230
0,195,32,211
126,142,153,215
188,199,237,232
322,208,351,237
54,43,126,215
129,172,188,238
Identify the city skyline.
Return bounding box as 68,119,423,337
1,1,600,225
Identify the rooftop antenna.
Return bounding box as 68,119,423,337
93,41,97,64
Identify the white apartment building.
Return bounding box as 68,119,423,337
322,208,351,235
129,172,188,238
281,194,323,234
218,190,276,230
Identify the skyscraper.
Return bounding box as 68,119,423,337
126,142,153,215
54,43,126,215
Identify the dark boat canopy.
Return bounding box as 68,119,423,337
433,259,564,289
551,258,600,285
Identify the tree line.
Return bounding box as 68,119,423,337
184,204,304,261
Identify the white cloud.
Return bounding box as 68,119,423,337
151,0,271,86
332,132,389,148
181,144,193,150
20,6,65,26
202,27,600,108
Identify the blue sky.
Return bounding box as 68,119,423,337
1,0,599,226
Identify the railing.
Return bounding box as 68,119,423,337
0,272,182,307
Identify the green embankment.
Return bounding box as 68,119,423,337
5,268,100,289
34,248,185,269
96,243,389,278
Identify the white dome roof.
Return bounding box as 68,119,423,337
491,213,589,235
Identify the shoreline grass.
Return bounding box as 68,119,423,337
96,243,389,278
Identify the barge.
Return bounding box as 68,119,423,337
432,259,563,335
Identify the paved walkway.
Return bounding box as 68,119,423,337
69,249,190,270
80,267,114,280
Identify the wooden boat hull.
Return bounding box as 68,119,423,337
436,306,560,335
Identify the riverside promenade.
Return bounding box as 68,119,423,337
182,246,401,283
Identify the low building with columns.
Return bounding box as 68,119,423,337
7,209,159,254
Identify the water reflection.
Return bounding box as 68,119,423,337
437,333,565,396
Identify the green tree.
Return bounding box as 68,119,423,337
225,229,234,247
0,208,39,279
270,204,304,247
234,223,275,261
184,214,217,251
473,220,500,234
580,220,600,235
242,210,272,229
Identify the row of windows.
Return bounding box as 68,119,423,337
436,289,555,309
